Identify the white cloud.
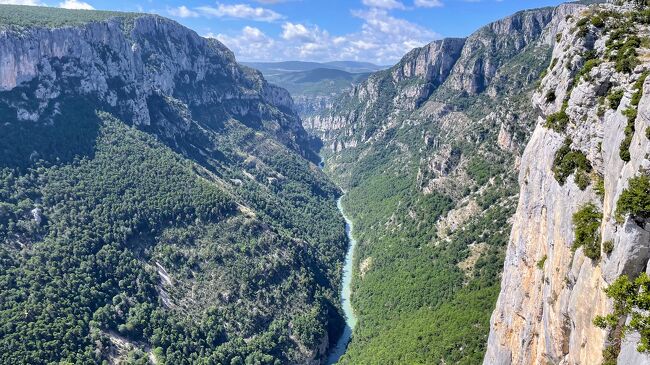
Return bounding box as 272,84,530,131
59,0,94,9
362,0,406,10
215,9,438,64
281,22,324,42
414,0,443,7
196,3,283,22
0,0,41,5
169,5,199,18
209,26,277,61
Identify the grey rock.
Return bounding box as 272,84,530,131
485,2,650,364
602,217,650,283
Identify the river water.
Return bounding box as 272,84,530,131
325,196,358,364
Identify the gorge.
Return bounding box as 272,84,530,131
0,1,649,364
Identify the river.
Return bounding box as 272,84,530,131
325,196,358,364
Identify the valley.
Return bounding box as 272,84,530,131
245,61,385,122
325,197,358,365
1,1,649,365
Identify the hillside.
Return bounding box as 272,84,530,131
310,4,575,364
0,5,347,365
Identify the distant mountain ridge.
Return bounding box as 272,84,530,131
244,61,386,122
242,60,387,75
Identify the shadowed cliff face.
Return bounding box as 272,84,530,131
485,2,650,364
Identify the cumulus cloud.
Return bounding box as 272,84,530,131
209,26,277,61
361,0,405,10
281,22,323,42
414,0,443,8
0,0,41,4
195,3,283,22
59,0,94,9
215,9,438,64
168,5,199,18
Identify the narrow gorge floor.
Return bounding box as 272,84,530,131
326,197,358,364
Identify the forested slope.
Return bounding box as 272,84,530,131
0,5,346,364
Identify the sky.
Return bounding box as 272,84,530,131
3,0,567,65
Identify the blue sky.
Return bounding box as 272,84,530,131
7,0,566,64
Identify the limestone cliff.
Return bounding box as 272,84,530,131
485,2,650,364
0,5,311,159
306,7,556,154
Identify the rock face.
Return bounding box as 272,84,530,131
306,8,555,153
0,9,310,158
484,3,650,364
446,9,553,94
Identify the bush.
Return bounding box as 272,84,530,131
591,16,605,28
575,17,590,38
631,71,649,107
607,89,624,109
619,109,637,162
614,36,641,73
575,58,603,83
552,138,593,189
576,17,590,27
545,101,570,132
619,72,647,161
594,175,605,200
537,255,547,270
615,174,650,223
594,273,650,355
603,240,614,255
572,203,603,260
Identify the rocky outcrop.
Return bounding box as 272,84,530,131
446,8,554,94
391,38,466,92
484,2,650,364
0,11,310,158
307,7,557,153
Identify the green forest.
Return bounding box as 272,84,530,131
0,84,347,364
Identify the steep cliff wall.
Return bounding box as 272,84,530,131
306,7,559,155
485,2,650,364
0,6,310,159
303,37,465,152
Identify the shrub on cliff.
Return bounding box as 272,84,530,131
615,174,650,223
572,203,603,260
594,273,650,354
552,138,593,190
